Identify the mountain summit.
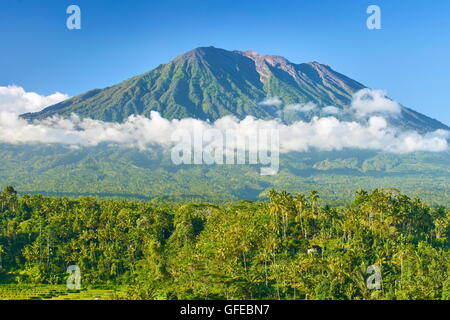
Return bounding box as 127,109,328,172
22,46,448,132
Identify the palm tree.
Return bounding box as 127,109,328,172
309,190,319,217
278,191,292,241
294,194,307,238
268,191,283,237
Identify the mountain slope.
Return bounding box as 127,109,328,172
1,143,449,205
22,47,449,132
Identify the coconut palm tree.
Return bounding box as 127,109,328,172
294,194,308,238
309,190,319,217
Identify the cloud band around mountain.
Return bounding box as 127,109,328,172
0,86,448,153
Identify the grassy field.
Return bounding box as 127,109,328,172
0,284,127,300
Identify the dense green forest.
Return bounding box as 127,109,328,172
0,186,448,300
1,144,450,206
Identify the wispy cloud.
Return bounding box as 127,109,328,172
259,97,282,106
351,88,401,117
323,106,340,115
285,102,317,112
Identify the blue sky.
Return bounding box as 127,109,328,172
1,0,449,125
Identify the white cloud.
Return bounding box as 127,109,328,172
0,85,69,115
275,116,448,153
323,106,340,115
351,88,402,117
259,97,282,106
285,102,317,112
0,86,447,154
0,111,447,154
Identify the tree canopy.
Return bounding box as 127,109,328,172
0,186,448,300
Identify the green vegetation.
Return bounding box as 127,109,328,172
21,47,448,132
1,144,449,206
0,186,448,300
0,284,126,300
20,47,359,123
